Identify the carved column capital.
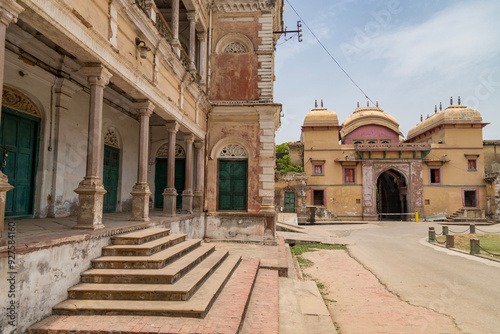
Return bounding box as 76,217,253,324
135,100,155,117
184,133,196,144
0,0,23,27
194,140,204,149
165,120,179,133
186,11,197,22
82,64,112,87
197,31,207,41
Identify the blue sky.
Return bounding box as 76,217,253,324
274,0,500,144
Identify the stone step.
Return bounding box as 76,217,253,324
53,255,246,318
102,233,187,256
29,257,261,333
276,222,306,234
71,249,229,301
81,244,221,284
111,227,170,245
91,239,201,269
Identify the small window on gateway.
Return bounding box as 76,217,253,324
312,163,324,175
467,159,477,171
313,189,325,206
429,167,441,184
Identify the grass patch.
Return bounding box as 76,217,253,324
290,243,346,256
296,256,313,267
436,234,500,258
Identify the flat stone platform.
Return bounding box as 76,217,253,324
0,211,202,257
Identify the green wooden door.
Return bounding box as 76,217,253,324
1,110,38,217
154,158,185,210
103,145,120,213
284,191,295,213
218,160,247,211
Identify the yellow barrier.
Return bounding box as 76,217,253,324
415,211,419,222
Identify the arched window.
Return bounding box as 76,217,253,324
217,144,248,211
222,41,248,53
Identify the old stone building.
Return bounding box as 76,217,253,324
0,0,283,331
299,100,488,221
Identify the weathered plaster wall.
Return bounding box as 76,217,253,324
205,214,266,241
210,12,260,101
2,237,109,334
484,142,500,173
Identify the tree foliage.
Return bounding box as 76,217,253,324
275,142,304,173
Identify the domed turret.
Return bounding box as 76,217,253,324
303,106,339,127
340,105,401,139
407,104,483,140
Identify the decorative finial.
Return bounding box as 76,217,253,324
315,99,318,108
458,96,461,105
321,99,324,108
450,96,453,105
376,101,379,107
440,102,442,111
427,114,429,119
435,105,437,113
367,101,369,107
357,102,359,108
420,114,423,122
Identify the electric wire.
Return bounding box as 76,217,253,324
285,0,375,105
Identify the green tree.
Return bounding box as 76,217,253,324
275,142,304,172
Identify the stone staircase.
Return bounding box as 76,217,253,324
28,227,280,333
443,208,491,223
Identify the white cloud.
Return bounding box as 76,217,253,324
364,0,500,79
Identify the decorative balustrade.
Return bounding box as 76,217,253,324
135,0,199,81
355,142,431,151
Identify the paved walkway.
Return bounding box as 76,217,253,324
302,249,460,334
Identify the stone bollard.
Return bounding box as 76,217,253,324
446,235,454,248
429,227,436,242
442,225,448,235
470,238,480,255
470,224,476,234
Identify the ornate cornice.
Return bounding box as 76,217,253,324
213,1,276,13
0,0,24,27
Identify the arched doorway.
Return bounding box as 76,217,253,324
103,128,121,213
0,87,41,218
217,143,248,211
154,143,186,210
377,169,408,220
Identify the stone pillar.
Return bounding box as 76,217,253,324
163,121,179,216
187,11,196,71
131,101,155,221
171,0,180,57
197,32,207,88
0,0,24,246
361,161,377,220
74,64,112,229
182,134,195,213
193,141,204,212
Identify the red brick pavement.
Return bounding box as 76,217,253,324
27,257,262,334
239,269,279,334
